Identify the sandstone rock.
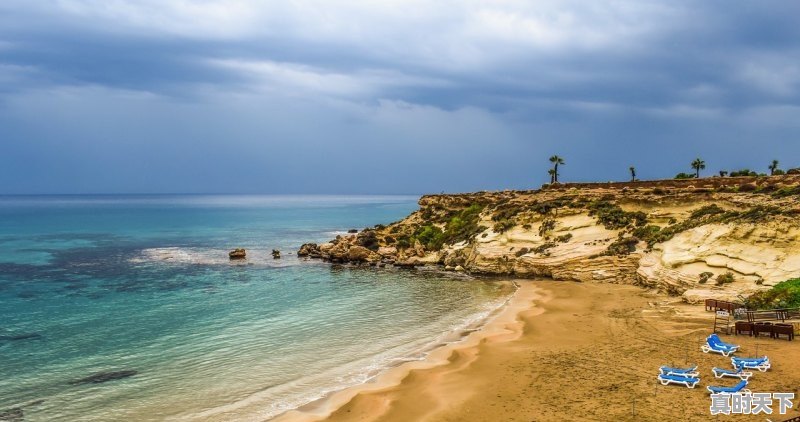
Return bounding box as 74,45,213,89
228,249,246,260
414,240,425,257
297,243,319,257
377,246,397,257
347,245,375,262
454,265,465,272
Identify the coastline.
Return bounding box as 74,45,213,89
271,279,544,422
273,280,800,422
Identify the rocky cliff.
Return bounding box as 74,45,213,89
299,176,800,303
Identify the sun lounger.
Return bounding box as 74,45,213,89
707,379,750,394
712,366,753,380
731,357,771,372
657,373,700,388
708,334,740,350
659,365,699,377
701,334,739,356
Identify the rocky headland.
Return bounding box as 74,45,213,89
298,175,800,304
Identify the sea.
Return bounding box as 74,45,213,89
0,195,512,421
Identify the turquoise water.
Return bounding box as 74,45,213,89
0,195,511,421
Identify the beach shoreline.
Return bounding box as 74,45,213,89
272,280,800,422
271,279,545,422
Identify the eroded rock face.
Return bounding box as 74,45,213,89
228,249,246,260
297,180,800,301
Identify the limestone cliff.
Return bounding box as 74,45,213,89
299,176,800,303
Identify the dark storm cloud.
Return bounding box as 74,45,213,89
0,1,799,194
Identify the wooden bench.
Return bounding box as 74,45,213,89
773,323,795,341
735,321,754,336
753,322,774,338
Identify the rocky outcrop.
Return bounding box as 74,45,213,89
228,249,246,260
272,249,281,259
299,176,800,302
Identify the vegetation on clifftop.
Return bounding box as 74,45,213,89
744,278,800,309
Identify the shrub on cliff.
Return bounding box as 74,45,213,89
729,169,758,177
588,200,647,230
414,225,445,250
744,278,800,309
716,272,736,285
603,236,639,256
773,185,800,198
493,219,516,233
690,204,725,219
674,172,695,179
444,204,484,242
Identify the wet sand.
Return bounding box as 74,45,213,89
275,280,800,421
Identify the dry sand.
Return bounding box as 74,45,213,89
275,280,800,422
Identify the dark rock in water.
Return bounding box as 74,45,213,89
0,333,42,341
271,249,281,259
0,407,23,422
297,243,320,258
228,248,246,260
70,370,138,385
355,230,380,251
347,229,358,233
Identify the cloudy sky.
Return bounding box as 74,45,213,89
1,1,799,194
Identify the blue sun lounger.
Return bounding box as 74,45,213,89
660,365,699,377
657,373,700,388
701,334,739,356
707,379,751,394
712,366,753,380
731,356,771,372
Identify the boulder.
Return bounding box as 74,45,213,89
272,249,281,259
228,249,246,260
297,243,319,257
377,246,397,257
347,229,358,233
347,245,379,262
414,240,426,257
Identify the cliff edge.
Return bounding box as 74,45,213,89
299,176,800,303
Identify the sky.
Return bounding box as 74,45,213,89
1,1,799,194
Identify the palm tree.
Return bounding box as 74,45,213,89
769,159,779,176
547,168,556,184
629,166,636,182
549,155,565,183
691,158,706,178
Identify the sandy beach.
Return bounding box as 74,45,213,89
276,280,800,422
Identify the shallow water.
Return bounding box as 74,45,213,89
0,195,510,421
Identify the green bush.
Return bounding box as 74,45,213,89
588,200,647,230
443,204,485,244
603,236,639,256
690,204,725,219
674,173,696,179
729,169,758,177
716,271,736,285
415,224,445,250
745,278,800,309
555,233,573,243
538,217,556,237
493,219,516,233
532,242,556,255
699,271,714,284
